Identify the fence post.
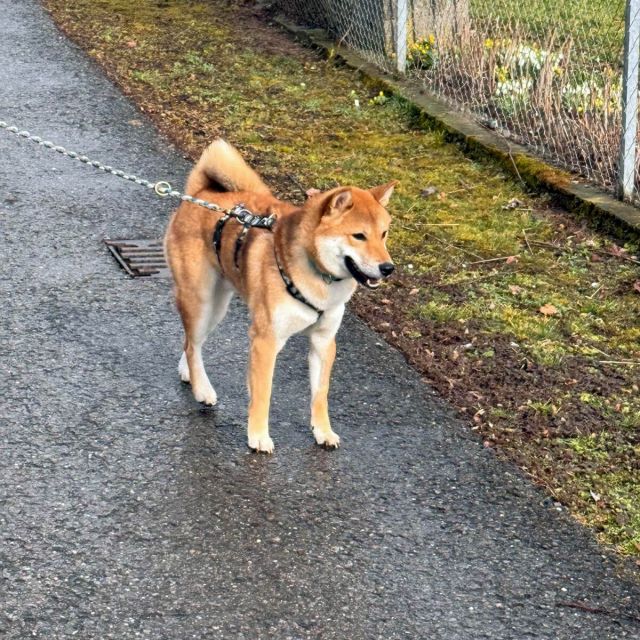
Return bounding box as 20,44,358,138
395,0,408,73
619,0,640,201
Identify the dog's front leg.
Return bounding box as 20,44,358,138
247,328,279,453
309,334,340,448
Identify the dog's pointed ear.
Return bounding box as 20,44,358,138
369,181,398,207
324,188,353,217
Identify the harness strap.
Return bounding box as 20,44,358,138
234,224,251,269
213,205,277,274
212,204,322,316
213,214,231,272
274,247,324,316
311,261,343,284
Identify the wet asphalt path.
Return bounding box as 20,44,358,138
1,1,640,638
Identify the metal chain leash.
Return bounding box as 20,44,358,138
0,120,276,229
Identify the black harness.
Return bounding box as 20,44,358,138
213,205,276,272
213,204,337,317
213,213,231,268
274,246,325,316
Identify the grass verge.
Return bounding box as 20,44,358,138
44,0,640,557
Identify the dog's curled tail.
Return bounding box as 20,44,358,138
185,139,271,197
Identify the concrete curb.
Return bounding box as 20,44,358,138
274,16,640,242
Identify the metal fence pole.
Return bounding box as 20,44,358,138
619,0,640,201
395,0,408,73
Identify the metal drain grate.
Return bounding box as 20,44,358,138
105,239,169,278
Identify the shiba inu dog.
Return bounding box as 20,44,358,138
164,140,396,453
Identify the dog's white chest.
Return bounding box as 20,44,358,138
272,300,320,342
325,279,357,307
272,289,351,345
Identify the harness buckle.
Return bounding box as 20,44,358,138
229,204,276,229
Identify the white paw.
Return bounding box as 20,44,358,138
193,383,217,406
313,426,340,449
248,433,274,454
178,353,190,383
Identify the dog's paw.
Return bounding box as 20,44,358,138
248,433,274,454
178,353,190,383
193,384,217,406
313,426,341,449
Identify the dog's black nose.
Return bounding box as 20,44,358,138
379,262,395,277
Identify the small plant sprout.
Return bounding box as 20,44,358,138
369,91,388,106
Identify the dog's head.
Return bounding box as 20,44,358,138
311,182,396,289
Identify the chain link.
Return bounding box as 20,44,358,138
0,120,276,228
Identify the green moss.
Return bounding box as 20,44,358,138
414,291,473,324
571,469,640,555
489,406,514,420
513,153,572,190
562,433,611,461
528,399,560,416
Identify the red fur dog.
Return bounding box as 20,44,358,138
164,140,395,452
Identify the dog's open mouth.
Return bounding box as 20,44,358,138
344,256,382,290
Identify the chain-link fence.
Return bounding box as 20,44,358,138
274,0,640,203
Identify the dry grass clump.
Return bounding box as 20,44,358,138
408,20,624,192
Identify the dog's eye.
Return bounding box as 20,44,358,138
352,233,367,241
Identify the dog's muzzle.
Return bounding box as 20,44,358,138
344,256,393,289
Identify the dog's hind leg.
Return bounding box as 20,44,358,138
177,269,233,406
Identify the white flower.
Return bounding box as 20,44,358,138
496,77,533,96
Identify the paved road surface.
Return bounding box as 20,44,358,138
1,1,639,638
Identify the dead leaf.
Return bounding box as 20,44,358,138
502,198,525,210
589,253,602,262
126,40,137,48
634,280,640,294
539,303,558,316
305,188,321,198
381,298,391,305
608,244,627,257
505,255,518,264
509,285,523,295
409,288,419,295
436,191,447,201
420,186,437,197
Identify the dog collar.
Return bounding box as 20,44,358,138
309,259,343,285
274,247,324,316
